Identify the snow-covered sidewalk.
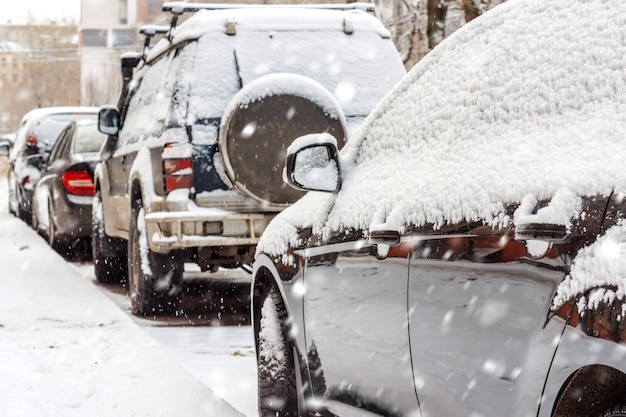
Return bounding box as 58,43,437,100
0,175,244,416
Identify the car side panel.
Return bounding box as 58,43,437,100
407,231,568,417
302,238,420,417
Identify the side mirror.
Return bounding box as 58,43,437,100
98,106,120,136
284,133,341,193
0,142,10,157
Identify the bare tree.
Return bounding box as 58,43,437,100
380,0,508,69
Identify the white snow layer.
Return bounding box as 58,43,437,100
258,0,626,263
554,219,626,312
141,8,404,125
0,196,242,416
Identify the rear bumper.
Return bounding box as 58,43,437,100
55,195,93,240
144,211,274,253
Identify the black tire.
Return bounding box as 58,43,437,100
257,284,301,417
128,202,182,316
92,191,128,284
47,201,58,247
17,194,31,225
599,404,626,416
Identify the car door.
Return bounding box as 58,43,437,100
33,125,72,231
407,197,608,417
302,232,420,417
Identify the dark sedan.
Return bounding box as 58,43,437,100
251,1,626,417
32,119,106,256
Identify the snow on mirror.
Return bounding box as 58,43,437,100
291,145,339,193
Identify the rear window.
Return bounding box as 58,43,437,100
33,113,98,153
181,28,405,122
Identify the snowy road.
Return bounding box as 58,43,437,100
0,164,258,417
70,262,259,417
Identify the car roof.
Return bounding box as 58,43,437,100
20,106,99,122
147,7,390,62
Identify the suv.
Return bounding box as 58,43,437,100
94,3,406,315
8,107,98,224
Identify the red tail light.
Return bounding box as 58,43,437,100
26,134,37,147
62,170,95,196
164,158,193,191
163,143,194,192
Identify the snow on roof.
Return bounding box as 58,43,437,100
258,0,626,260
170,8,390,45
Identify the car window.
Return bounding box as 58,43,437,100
73,123,107,154
182,29,405,122
33,119,72,155
47,125,72,165
120,49,182,148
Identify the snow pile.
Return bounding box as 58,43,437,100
258,0,626,260
553,218,626,313
0,206,243,416
513,188,582,229
222,73,345,122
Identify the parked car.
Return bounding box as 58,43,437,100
251,1,626,416
31,119,107,256
94,3,406,315
8,107,98,224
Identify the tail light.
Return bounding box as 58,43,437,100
62,170,95,196
26,134,37,147
162,143,193,192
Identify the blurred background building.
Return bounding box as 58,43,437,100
0,0,506,134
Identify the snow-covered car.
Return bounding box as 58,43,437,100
93,3,406,316
251,1,626,416
31,119,107,256
8,107,98,224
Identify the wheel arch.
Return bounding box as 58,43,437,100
551,364,626,417
251,254,307,363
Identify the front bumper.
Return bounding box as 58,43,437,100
144,211,273,253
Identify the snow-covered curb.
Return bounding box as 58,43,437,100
0,209,243,417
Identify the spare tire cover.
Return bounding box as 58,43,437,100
220,73,347,206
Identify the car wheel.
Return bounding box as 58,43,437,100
46,201,69,256
92,190,128,284
17,190,31,225
31,205,39,234
257,283,301,417
128,202,182,316
599,404,626,416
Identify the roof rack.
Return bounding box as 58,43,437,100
162,2,377,30
139,25,171,52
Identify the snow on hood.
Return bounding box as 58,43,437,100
258,0,626,260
